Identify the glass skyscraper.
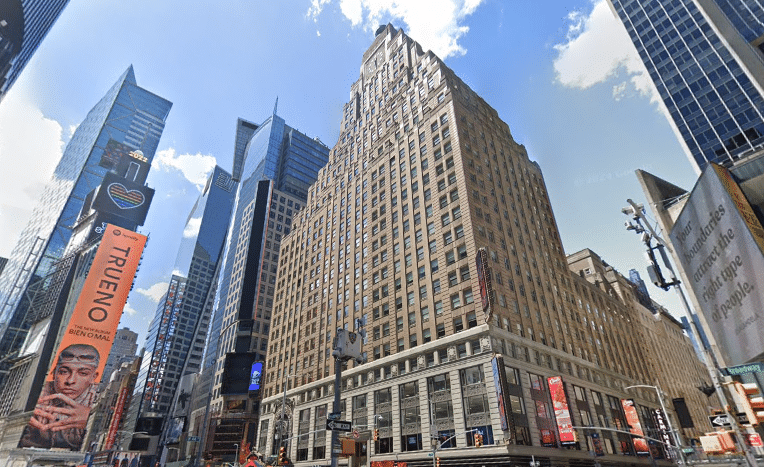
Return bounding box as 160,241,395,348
0,0,70,103
202,112,329,460
124,166,236,447
0,66,171,386
607,0,764,171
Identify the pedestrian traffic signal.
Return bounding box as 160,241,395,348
373,429,379,441
278,446,286,465
732,382,764,426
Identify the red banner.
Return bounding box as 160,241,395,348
18,225,146,451
104,386,130,450
548,376,576,444
621,399,649,455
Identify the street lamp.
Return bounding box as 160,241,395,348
625,384,685,464
233,443,239,467
279,374,298,457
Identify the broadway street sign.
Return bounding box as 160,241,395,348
326,420,352,432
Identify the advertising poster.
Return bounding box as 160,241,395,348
491,356,509,431
103,386,130,450
18,224,146,450
92,172,155,226
621,399,649,455
547,376,576,444
669,163,764,365
476,248,493,312
249,362,263,391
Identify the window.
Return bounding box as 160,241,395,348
451,294,461,309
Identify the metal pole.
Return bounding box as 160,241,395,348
624,201,757,467
655,387,684,464
330,357,342,467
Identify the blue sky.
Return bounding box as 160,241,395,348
0,0,701,344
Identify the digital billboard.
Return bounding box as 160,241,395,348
18,225,146,451
92,172,154,226
621,399,649,455
249,362,263,391
669,163,764,365
547,376,576,444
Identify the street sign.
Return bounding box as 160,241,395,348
708,413,749,427
721,362,764,376
188,436,200,442
709,414,732,427
427,453,434,457
328,412,341,421
326,420,352,432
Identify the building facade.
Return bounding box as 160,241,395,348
202,112,329,461
99,327,139,391
0,66,171,390
259,25,713,466
0,0,69,103
607,0,764,171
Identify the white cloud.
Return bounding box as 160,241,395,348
152,148,216,191
308,0,485,59
553,0,659,104
123,302,140,316
136,281,170,302
183,215,202,238
0,94,64,256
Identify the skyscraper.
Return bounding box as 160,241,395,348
607,0,764,171
257,25,711,465
0,65,171,387
0,0,70,103
124,166,236,454
203,112,329,461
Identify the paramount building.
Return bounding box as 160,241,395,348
258,25,711,467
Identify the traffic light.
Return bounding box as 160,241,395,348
373,429,379,441
436,457,441,467
278,446,286,465
473,432,483,447
731,382,764,426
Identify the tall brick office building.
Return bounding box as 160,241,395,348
258,25,711,466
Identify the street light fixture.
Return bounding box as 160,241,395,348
279,374,298,458
624,384,685,464
233,443,239,467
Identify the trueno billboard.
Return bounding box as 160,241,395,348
18,225,146,450
669,163,764,365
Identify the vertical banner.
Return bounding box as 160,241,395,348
668,163,764,365
104,386,130,450
249,362,263,391
18,224,146,450
548,376,576,444
476,248,493,313
621,399,649,455
491,356,510,432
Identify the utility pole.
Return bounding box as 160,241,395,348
622,200,758,467
330,323,365,467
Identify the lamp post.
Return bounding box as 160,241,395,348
279,374,298,459
625,385,685,464
233,443,239,467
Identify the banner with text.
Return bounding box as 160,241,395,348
18,224,146,451
548,376,576,444
669,163,764,365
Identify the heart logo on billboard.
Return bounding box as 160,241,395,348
107,183,145,209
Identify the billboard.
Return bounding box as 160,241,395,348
103,386,130,450
18,225,146,450
621,399,649,455
92,172,154,226
669,163,764,365
476,248,492,312
249,362,263,391
491,356,509,431
547,376,576,444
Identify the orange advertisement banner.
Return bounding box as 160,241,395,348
621,399,649,455
18,224,146,451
